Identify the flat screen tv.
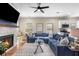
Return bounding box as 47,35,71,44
0,3,20,24
62,24,69,28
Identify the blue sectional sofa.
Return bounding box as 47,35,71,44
48,33,75,56
26,33,49,43
26,34,36,43
26,32,77,56
34,33,49,44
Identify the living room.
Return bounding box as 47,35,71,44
1,3,79,56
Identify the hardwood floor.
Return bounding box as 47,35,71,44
13,43,54,56
1,39,54,56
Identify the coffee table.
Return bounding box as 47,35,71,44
34,37,44,54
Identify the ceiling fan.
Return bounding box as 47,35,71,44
31,3,49,13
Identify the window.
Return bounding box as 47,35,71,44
36,23,43,33
26,23,32,35
76,21,79,28
46,23,53,35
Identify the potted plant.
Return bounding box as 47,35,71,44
0,41,9,55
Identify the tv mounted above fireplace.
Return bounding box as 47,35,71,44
0,3,20,24
62,24,69,28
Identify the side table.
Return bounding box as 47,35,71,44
34,37,44,54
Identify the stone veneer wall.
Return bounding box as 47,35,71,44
0,27,17,45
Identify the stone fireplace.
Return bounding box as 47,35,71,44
1,34,14,48
0,34,14,55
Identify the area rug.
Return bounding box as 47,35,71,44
13,43,54,56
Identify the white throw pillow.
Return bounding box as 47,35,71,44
32,34,35,37
60,37,69,45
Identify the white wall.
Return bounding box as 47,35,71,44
58,18,77,29
18,17,78,35
18,17,60,34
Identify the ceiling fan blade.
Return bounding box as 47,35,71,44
41,6,49,9
40,9,44,13
34,9,38,12
30,7,37,9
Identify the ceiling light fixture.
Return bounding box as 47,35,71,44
30,3,49,13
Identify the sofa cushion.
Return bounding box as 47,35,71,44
68,36,75,44
60,37,69,45
34,33,49,37
49,39,57,43
53,33,61,41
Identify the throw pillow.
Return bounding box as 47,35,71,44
60,37,69,45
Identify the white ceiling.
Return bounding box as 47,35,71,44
10,3,79,17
